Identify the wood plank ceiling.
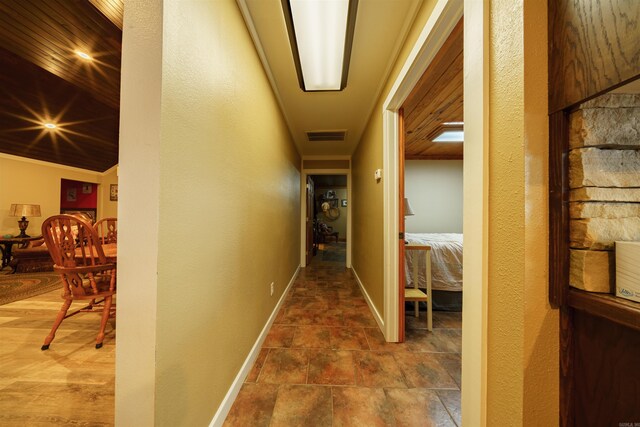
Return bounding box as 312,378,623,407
0,0,122,172
402,18,463,160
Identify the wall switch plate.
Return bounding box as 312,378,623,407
270,282,274,296
375,169,382,181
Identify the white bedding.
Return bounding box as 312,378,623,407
405,233,463,291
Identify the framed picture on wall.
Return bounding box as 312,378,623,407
110,184,118,201
66,188,77,202
341,199,347,207
82,183,92,194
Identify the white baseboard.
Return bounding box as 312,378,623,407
352,267,385,332
209,264,300,427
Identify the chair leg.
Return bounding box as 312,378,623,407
95,295,113,349
42,299,72,350
414,301,419,318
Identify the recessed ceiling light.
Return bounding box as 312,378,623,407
433,130,464,143
43,123,57,129
282,0,358,92
75,51,92,60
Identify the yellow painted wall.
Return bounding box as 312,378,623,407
353,0,558,424
117,0,300,425
0,153,117,236
485,0,559,425
352,0,439,316
521,0,559,424
97,165,118,220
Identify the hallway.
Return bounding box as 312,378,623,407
223,261,461,426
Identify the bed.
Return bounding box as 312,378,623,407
404,233,463,292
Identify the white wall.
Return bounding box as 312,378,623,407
404,159,463,233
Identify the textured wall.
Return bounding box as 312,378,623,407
117,0,300,425
351,0,439,318
488,0,559,425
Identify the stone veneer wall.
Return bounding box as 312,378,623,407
569,93,640,292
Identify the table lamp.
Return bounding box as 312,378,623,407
403,198,415,244
404,198,415,216
9,204,41,238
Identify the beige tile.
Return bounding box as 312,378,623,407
386,388,456,427
246,348,269,383
291,326,331,349
308,349,356,385
270,385,332,427
393,353,458,389
405,329,460,353
433,353,462,388
223,383,278,427
259,348,308,384
437,389,462,426
316,309,345,326
264,325,296,348
285,297,329,310
343,308,378,327
330,327,370,350
364,327,411,352
332,387,395,427
355,351,407,388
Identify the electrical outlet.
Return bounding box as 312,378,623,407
270,282,274,296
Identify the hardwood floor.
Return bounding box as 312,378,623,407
0,289,115,426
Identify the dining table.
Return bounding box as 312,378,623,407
74,243,117,263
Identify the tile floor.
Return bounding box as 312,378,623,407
224,260,462,426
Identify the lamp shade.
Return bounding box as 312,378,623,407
9,204,41,218
404,198,415,216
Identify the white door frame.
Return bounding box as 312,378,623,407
381,0,488,424
300,160,352,268
381,0,463,342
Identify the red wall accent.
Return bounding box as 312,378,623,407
60,179,98,209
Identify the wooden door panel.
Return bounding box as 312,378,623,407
306,176,314,265
398,108,406,342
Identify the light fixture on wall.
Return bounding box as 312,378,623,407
281,0,359,92
431,122,464,143
404,198,415,216
9,204,41,238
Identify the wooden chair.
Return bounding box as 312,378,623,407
94,217,117,244
41,215,116,350
405,244,433,331
317,222,339,243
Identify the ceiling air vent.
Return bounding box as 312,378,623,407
306,130,347,142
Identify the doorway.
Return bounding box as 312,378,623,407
309,174,348,266
397,18,463,341
60,178,99,222
380,0,487,423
